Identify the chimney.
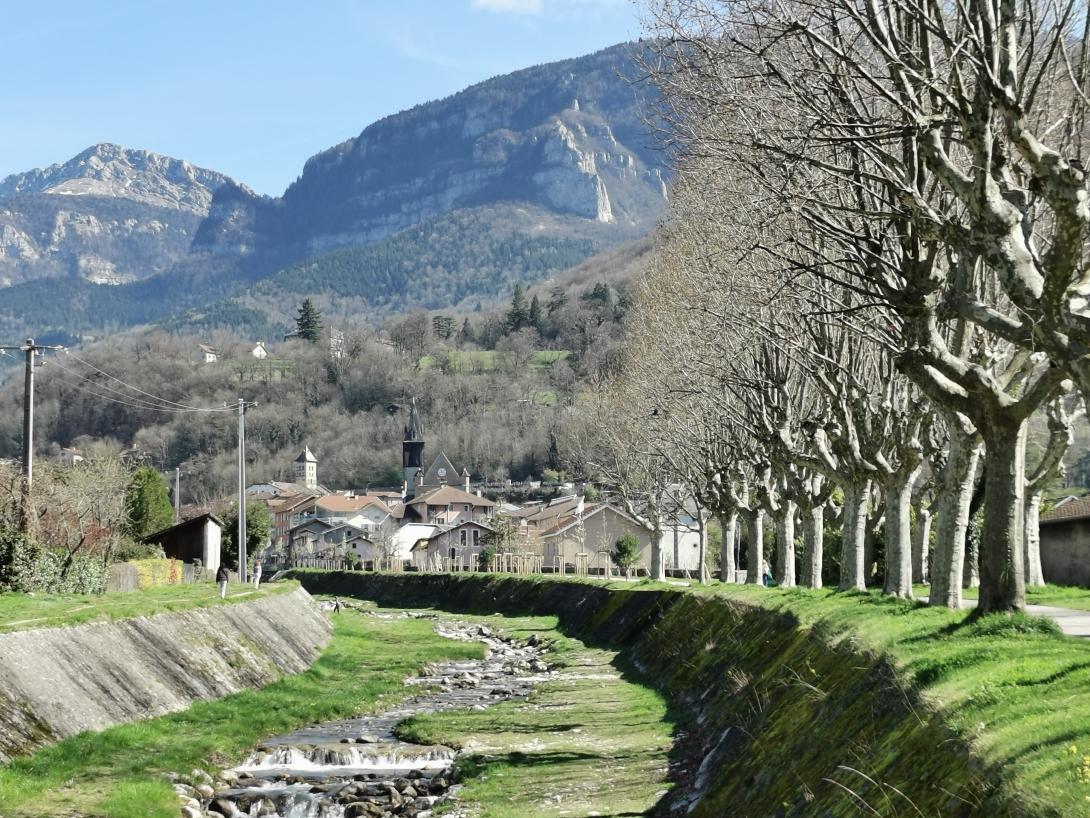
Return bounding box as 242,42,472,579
401,480,408,498
462,467,470,493
414,469,424,493
576,496,585,516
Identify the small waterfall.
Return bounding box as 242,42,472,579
176,617,554,818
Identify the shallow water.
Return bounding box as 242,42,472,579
188,614,553,818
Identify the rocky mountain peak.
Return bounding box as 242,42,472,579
0,144,240,215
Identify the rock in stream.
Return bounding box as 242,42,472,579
175,616,553,818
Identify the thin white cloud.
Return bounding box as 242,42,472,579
470,0,544,15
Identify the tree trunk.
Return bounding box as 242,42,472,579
883,466,921,598
863,506,881,587
978,418,1028,614
672,519,680,574
775,500,797,587
963,534,980,588
720,512,737,583
649,524,666,581
697,511,709,584
912,506,932,585
800,504,824,589
1024,491,1045,587
839,481,870,591
744,508,764,585
929,421,981,609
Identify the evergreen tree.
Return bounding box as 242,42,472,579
528,294,544,333
223,501,272,569
458,317,476,345
124,467,174,539
613,532,642,578
295,298,323,343
547,286,568,315
506,284,529,331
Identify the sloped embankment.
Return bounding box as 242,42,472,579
0,586,330,763
288,572,1030,818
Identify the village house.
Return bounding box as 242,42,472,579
411,520,494,571
251,341,268,359
143,513,223,576
288,520,372,563
539,502,655,574
1038,496,1090,587
291,494,390,530
198,344,219,364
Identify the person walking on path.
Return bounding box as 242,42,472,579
216,563,229,599
252,559,262,589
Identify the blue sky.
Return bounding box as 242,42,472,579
0,0,642,196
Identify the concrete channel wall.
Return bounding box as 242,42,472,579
288,571,1030,818
0,586,330,763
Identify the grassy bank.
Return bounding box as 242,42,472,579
670,582,1089,814
0,580,293,632
0,606,483,817
909,582,1090,611
291,570,1090,816
397,612,676,817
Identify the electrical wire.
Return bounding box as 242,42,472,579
48,352,235,413
62,350,235,413
44,371,234,414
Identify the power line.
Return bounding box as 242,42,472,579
62,351,234,413
46,370,235,415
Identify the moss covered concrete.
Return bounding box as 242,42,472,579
287,571,1042,817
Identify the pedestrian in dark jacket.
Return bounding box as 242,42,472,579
216,564,229,599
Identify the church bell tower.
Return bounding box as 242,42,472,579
403,398,425,498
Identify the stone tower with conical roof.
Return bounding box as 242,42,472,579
292,446,318,489
403,398,425,497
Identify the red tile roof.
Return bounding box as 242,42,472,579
1041,495,1090,524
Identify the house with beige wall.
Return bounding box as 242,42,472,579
539,503,656,574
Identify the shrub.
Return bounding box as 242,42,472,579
613,532,641,575
127,558,184,590
971,611,1062,638
0,529,106,593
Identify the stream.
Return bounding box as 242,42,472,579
172,611,553,818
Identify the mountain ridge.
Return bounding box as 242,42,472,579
0,43,665,338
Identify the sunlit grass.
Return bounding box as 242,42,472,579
0,581,293,632
396,613,675,818
0,609,483,818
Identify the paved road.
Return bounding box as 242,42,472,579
923,596,1090,637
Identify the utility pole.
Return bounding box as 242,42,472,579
235,398,256,583
0,338,63,531
174,468,181,524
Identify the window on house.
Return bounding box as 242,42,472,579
460,530,467,546
473,530,480,547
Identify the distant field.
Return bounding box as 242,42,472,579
418,349,570,372
0,582,293,633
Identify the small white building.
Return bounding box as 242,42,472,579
198,344,219,364
251,341,268,359
292,447,319,490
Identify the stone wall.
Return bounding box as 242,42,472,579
1040,519,1090,587
0,586,330,763
288,572,1030,818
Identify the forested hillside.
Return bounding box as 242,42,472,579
168,205,606,337
0,273,636,504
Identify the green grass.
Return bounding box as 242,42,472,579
417,349,571,373
910,581,1090,611
0,581,294,632
0,606,484,817
394,613,675,818
647,580,1090,815
305,572,1090,815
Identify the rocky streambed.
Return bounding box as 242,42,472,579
172,612,554,818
